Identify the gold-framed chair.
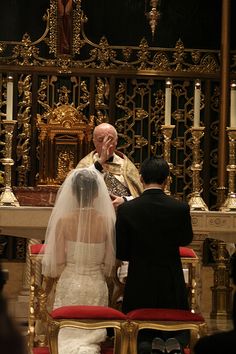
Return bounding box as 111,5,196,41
28,243,46,351
110,247,205,354
46,305,128,354
126,308,207,354
179,247,199,312
28,244,129,354
29,244,203,354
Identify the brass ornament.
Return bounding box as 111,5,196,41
0,120,20,207
188,127,209,211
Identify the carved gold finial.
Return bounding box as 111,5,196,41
146,0,160,38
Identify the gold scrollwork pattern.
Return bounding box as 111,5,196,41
0,2,222,73
113,78,205,200
0,2,226,209
16,74,32,186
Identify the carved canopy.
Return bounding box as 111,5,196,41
37,104,94,185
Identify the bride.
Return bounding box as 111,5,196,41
42,167,116,354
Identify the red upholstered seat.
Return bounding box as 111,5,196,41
50,305,127,320
30,243,45,254
179,247,196,258
47,306,128,354
32,348,50,354
127,308,204,322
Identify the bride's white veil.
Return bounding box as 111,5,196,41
41,166,116,278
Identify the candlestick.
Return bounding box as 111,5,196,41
220,128,236,211
188,127,208,211
230,81,236,128
0,120,20,207
193,80,201,127
6,75,13,120
161,124,175,195
164,78,172,125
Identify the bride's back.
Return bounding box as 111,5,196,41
57,209,107,244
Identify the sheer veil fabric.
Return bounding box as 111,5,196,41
41,166,116,278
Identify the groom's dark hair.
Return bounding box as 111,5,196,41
140,156,169,184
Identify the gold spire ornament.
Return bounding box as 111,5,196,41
146,0,160,38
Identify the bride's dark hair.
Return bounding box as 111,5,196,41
72,169,98,206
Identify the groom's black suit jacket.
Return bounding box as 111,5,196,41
116,188,193,313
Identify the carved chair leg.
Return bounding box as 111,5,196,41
48,321,60,354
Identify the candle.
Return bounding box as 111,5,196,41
193,80,201,127
6,75,13,120
164,78,172,125
230,81,236,128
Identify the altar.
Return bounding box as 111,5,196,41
1,206,236,241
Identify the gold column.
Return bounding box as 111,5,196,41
214,128,236,319
216,0,231,207
211,240,232,319
214,0,233,320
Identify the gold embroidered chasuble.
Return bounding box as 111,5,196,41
76,150,143,197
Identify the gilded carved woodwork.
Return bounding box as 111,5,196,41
0,1,221,73
16,75,32,186
37,98,94,185
0,74,218,204
0,2,224,200
36,76,94,185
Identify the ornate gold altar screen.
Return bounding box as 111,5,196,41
0,0,231,205
0,0,235,320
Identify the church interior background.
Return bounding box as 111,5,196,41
0,0,236,351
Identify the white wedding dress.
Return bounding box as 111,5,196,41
53,241,108,354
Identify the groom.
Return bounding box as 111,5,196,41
116,156,194,354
